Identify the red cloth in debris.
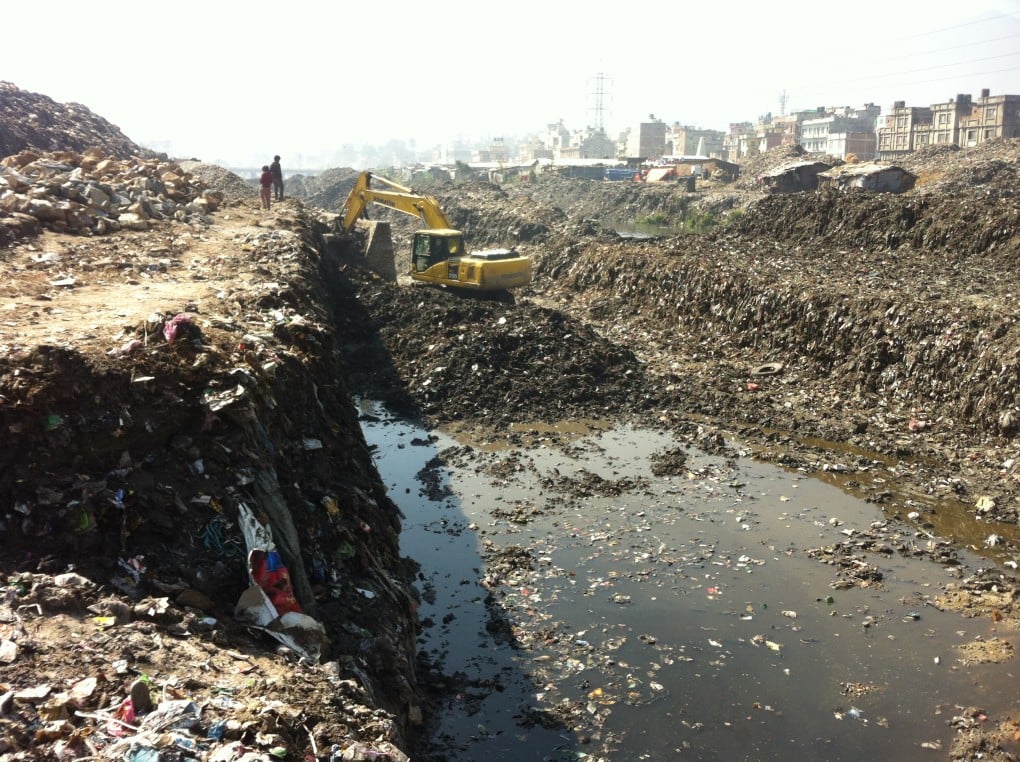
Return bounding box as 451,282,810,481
250,549,302,615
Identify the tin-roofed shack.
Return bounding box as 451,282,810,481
817,163,917,193
655,157,740,182
642,166,697,190
759,160,832,193
703,158,740,181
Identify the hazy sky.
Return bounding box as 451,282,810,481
3,0,1019,168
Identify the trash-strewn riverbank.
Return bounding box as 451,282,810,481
2,83,1019,759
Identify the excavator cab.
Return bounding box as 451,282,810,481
411,229,466,273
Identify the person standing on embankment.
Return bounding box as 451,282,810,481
270,155,284,201
259,165,273,210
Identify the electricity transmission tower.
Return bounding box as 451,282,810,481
590,72,612,131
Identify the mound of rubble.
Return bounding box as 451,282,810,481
327,264,650,426
0,82,150,160
178,161,259,205
285,168,361,211
0,149,224,245
900,139,1020,194
724,182,1020,263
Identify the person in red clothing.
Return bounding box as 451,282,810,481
259,165,272,210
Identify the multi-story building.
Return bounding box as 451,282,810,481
723,122,754,160
577,129,617,159
665,124,726,157
774,111,811,145
927,94,972,147
799,104,880,159
959,88,1020,145
740,129,785,157
519,137,553,161
878,89,1019,159
876,102,933,160
476,137,510,163
534,120,572,159
625,115,668,160
725,108,844,159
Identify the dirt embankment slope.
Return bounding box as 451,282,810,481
0,102,425,758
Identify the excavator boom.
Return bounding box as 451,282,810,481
341,172,454,231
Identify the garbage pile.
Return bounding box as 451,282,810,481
725,176,1020,262
900,138,1020,195
0,569,409,762
330,265,650,427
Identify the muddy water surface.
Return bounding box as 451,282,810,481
359,403,1018,761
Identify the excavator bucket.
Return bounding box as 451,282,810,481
358,220,398,282
336,219,398,282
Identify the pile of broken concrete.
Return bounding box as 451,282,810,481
0,149,224,245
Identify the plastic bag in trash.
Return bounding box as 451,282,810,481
138,699,201,733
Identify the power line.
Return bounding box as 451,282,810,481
786,65,1020,113
878,65,1020,92
889,50,1019,78
795,50,1020,92
785,54,1020,105
899,12,1017,40
775,24,1020,108
878,33,1018,63
795,64,1020,99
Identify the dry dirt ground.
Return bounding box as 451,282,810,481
2,132,1020,761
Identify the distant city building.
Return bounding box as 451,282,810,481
723,122,754,161
727,112,795,159
625,115,668,160
477,136,510,163
577,129,617,159
284,84,1015,173
446,141,474,164
772,112,806,145
878,89,1020,160
799,104,880,159
543,120,572,158
724,105,879,161
740,125,785,158
666,124,726,157
519,137,553,161
877,101,934,160
959,90,1020,145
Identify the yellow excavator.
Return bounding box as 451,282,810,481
339,171,532,292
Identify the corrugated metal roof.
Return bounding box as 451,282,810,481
818,163,915,178
763,160,831,177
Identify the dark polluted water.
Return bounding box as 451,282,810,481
358,401,1019,762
